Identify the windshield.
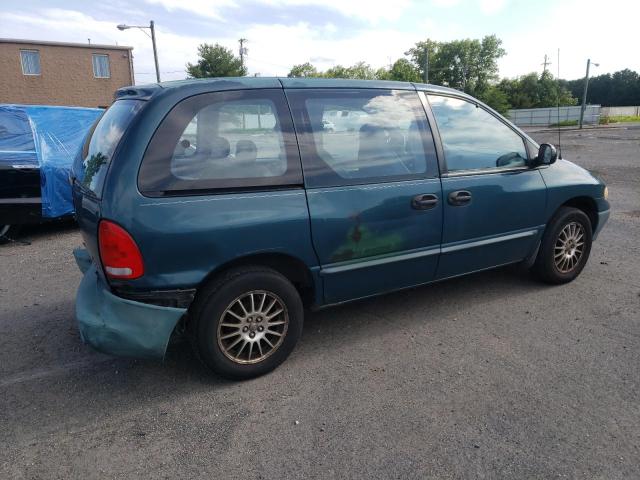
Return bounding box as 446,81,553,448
73,99,143,197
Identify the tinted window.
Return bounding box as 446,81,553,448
428,95,527,172
288,89,437,187
77,99,142,197
139,89,301,195
0,108,35,152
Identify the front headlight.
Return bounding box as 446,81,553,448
603,186,609,200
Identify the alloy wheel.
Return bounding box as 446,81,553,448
217,290,289,364
554,221,585,273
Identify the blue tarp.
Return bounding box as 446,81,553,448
0,104,103,218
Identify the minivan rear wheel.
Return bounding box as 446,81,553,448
190,266,304,379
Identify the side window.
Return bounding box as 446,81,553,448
139,89,302,195
80,99,142,197
428,95,527,172
287,89,437,187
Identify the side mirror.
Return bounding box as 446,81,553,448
537,143,557,166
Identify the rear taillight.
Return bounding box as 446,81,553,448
98,220,144,279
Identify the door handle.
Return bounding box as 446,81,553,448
448,190,472,206
411,193,439,210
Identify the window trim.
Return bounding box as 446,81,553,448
92,53,111,78
20,49,41,76
423,92,533,176
286,88,439,189
138,89,303,197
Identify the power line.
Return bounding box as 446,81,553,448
136,70,185,74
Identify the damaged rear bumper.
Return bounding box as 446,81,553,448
74,248,186,360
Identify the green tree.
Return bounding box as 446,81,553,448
498,71,576,109
477,86,510,114
287,62,320,78
288,60,411,81
186,43,247,78
407,35,505,97
375,66,392,80
562,69,640,106
324,61,378,80
386,58,422,82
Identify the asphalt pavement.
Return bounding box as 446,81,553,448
1,126,639,479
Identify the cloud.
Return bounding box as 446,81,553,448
0,8,420,82
146,0,413,24
478,0,507,14
2,0,638,86
431,0,507,13
431,0,462,7
262,0,412,23
241,22,421,75
144,0,238,21
498,0,640,79
419,18,465,41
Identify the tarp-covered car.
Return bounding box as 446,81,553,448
0,104,102,241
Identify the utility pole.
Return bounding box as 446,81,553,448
150,20,160,83
579,58,599,129
239,38,248,73
424,48,429,84
541,54,551,73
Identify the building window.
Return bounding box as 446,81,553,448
92,54,111,78
20,50,41,75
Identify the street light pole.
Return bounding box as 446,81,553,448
117,20,161,83
150,21,160,83
579,58,599,129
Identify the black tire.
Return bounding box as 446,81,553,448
0,224,21,245
532,207,593,284
189,266,304,380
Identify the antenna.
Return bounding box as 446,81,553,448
556,47,562,159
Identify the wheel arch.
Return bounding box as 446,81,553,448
558,196,599,233
196,252,317,309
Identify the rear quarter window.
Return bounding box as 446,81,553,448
138,89,302,195
75,99,143,197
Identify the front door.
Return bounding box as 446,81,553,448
286,87,442,304
425,94,547,279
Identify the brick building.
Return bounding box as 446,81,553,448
0,38,134,108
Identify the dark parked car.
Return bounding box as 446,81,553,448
0,104,102,242
72,78,609,379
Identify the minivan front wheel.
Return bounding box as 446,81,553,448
191,266,303,379
532,207,593,284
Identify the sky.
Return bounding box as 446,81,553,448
1,0,638,85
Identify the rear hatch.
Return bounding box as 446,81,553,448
72,99,144,274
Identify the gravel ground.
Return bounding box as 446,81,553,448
1,126,639,479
